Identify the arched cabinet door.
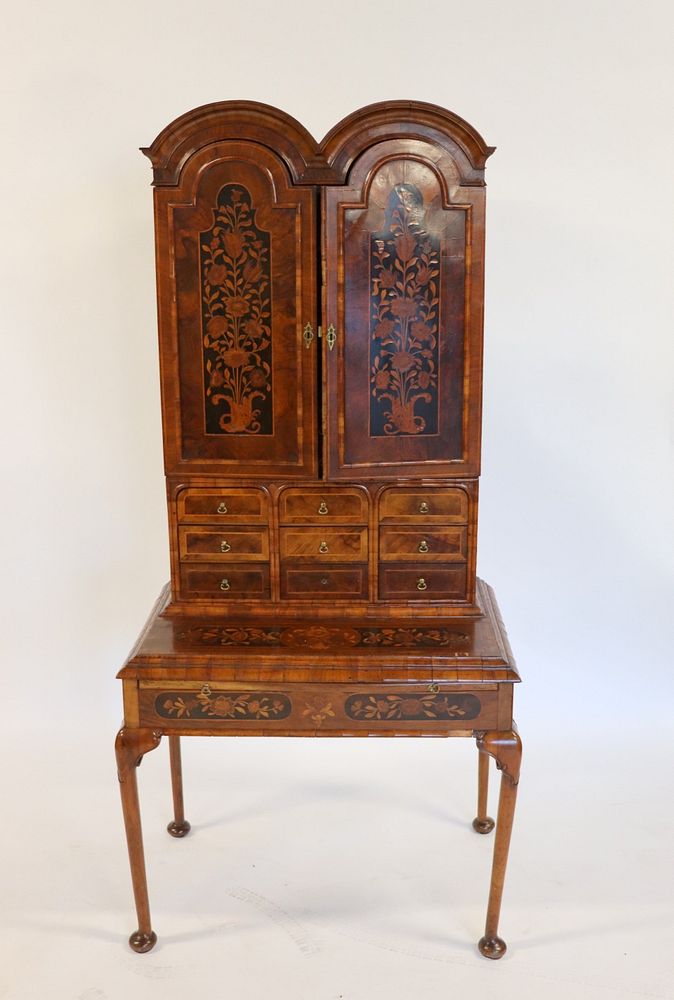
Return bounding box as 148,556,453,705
323,136,486,479
153,140,318,478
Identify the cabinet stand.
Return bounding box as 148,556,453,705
116,579,521,958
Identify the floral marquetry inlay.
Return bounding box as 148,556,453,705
157,691,291,721
344,693,481,722
150,689,482,727
177,625,471,649
301,697,336,726
200,184,273,435
370,184,441,436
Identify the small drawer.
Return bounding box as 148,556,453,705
378,564,467,600
280,564,368,600
279,487,368,524
180,564,270,599
177,488,268,523
379,487,468,523
379,526,467,562
280,527,368,562
179,526,269,562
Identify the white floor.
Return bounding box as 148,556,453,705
3,723,673,1000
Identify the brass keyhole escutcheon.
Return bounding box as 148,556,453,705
318,501,329,515
201,684,212,697
217,501,228,514
319,540,329,554
418,501,430,514
427,682,439,694
418,539,429,553
416,577,427,591
320,577,329,586
303,322,314,348
220,540,231,553
326,324,336,351
220,578,231,591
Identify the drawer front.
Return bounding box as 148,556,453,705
280,527,368,562
140,682,498,732
280,565,368,600
279,488,368,524
179,527,269,562
379,564,467,600
379,526,467,562
379,487,468,523
177,488,269,523
180,564,270,599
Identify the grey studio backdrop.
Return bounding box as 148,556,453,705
1,2,672,999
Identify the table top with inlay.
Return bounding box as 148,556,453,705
118,578,519,686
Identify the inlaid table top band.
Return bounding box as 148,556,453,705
118,579,519,684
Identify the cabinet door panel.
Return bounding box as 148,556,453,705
155,141,317,477
324,139,484,479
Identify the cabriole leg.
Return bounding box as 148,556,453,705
115,727,163,953
472,748,495,833
167,735,191,838
474,730,522,959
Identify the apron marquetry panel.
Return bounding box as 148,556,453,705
139,682,498,732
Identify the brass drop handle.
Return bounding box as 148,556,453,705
319,540,329,554
220,540,231,553
318,501,329,515
418,539,429,553
416,578,427,591
303,322,314,348
220,578,231,591
217,501,228,514
326,324,336,351
419,501,430,514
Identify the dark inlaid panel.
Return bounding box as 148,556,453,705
200,184,273,435
177,623,472,648
369,182,443,437
344,691,481,721
155,689,291,721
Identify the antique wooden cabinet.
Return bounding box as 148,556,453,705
116,100,522,960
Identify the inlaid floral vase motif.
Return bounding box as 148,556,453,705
200,184,273,435
370,183,441,436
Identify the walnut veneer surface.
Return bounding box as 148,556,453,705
116,100,523,962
